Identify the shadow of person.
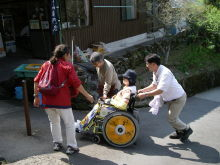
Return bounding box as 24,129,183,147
166,141,220,163
104,135,181,159
62,153,118,165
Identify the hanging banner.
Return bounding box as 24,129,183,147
51,0,60,34
41,21,50,29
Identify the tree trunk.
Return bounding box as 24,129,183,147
164,41,171,65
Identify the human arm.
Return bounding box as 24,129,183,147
33,64,45,107
102,65,114,99
33,82,40,107
77,84,94,103
138,72,158,93
138,83,157,93
137,88,163,100
68,65,94,103
138,72,173,99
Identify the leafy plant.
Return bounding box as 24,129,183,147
137,0,202,64
177,43,220,73
188,2,220,52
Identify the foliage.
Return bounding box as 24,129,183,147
176,44,220,73
137,0,200,64
138,0,198,29
188,1,220,52
205,0,220,8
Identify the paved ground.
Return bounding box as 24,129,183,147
0,87,220,165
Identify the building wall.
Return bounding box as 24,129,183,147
62,0,154,49
0,0,52,58
0,0,160,57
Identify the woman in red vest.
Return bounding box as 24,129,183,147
33,44,94,154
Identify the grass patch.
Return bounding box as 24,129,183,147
170,43,220,74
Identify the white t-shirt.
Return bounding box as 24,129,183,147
124,86,137,94
152,65,185,102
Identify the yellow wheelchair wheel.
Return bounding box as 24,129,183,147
102,111,139,147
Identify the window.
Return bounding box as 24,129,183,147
121,0,137,21
60,0,90,29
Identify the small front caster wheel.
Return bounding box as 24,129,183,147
92,135,101,144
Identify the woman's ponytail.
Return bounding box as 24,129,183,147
50,44,70,64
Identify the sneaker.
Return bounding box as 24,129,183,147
169,130,183,139
53,142,63,151
180,127,193,143
75,120,83,133
66,146,80,155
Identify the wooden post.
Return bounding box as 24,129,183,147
22,80,32,136
71,36,75,64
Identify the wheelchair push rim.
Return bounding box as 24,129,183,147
102,111,139,147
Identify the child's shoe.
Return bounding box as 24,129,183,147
75,120,83,133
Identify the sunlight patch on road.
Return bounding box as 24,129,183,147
194,87,220,103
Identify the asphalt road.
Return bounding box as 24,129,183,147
0,87,220,165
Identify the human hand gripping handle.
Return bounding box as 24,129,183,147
137,92,147,100
77,85,94,103
102,94,108,100
137,89,144,93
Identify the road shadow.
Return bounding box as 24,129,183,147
100,131,220,164
102,136,219,164
135,97,220,139
63,153,118,165
103,136,181,158
71,96,220,164
166,141,220,163
74,96,220,141
1,94,219,163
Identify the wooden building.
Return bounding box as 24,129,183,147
0,0,160,59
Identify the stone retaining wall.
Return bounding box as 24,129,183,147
181,69,220,97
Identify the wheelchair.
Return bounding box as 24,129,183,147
77,94,139,148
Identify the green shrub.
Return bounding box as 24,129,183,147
189,4,220,52
177,44,220,73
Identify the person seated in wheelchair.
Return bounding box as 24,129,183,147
75,69,137,132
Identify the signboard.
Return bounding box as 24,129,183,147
29,20,40,29
41,21,49,29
